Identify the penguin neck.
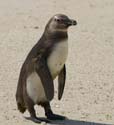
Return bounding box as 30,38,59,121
43,29,68,41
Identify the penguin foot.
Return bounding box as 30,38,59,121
31,117,41,123
26,116,51,123
46,113,66,120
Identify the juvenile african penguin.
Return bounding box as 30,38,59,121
16,14,77,123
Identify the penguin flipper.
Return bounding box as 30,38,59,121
58,64,66,100
35,57,54,101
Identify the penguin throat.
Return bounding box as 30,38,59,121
44,30,68,40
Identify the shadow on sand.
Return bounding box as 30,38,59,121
25,117,111,125
49,119,111,125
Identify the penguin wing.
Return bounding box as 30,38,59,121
35,57,54,101
58,64,66,100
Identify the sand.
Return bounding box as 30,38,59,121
0,0,114,125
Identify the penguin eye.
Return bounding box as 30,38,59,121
55,18,61,22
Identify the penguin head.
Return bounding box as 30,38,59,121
45,14,77,33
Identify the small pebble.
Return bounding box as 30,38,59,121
34,26,39,29
55,105,59,108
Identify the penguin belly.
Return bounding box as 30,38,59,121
26,40,68,103
26,72,47,104
48,40,68,78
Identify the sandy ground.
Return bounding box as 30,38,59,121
0,0,114,125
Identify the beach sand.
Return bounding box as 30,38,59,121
0,0,114,124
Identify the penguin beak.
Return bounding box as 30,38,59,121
67,19,77,26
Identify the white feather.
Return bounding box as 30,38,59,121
27,72,47,104
48,39,68,78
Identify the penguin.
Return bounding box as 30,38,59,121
16,14,77,123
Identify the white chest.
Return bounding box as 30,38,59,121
47,40,68,78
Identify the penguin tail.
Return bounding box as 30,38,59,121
16,92,26,113
17,102,26,113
